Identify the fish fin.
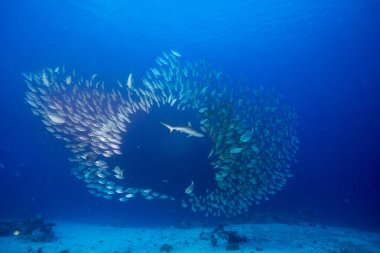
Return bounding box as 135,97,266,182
188,121,192,127
160,122,173,133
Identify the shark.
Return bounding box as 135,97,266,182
160,122,204,138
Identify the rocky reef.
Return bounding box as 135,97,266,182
0,216,55,242
199,224,248,251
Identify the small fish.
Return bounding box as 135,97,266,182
240,129,253,142
66,76,72,85
199,107,207,113
230,147,243,154
127,73,133,89
41,72,49,86
47,114,65,124
171,50,181,57
251,145,259,152
185,180,194,195
113,166,124,179
84,153,97,162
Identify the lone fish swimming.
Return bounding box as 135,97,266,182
160,122,204,138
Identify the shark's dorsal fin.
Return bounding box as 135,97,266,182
188,121,192,127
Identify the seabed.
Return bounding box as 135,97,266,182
0,222,379,253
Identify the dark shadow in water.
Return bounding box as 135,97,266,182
113,105,216,199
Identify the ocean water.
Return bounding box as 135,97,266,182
0,0,380,243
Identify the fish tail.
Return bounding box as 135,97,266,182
160,122,174,133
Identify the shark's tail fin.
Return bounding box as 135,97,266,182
160,122,174,133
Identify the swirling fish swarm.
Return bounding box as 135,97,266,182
24,51,299,217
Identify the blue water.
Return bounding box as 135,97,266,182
0,0,379,229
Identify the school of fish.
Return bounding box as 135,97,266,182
24,50,299,217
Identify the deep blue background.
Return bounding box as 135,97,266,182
0,0,379,229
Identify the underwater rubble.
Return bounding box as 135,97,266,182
199,224,248,251
0,216,55,242
159,243,174,252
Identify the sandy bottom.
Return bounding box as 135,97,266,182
0,222,379,253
